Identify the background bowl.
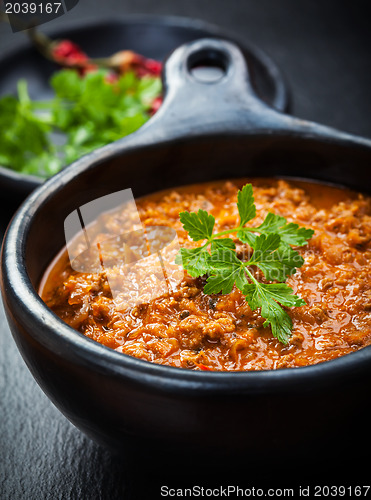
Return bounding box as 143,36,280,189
0,15,289,200
1,38,371,462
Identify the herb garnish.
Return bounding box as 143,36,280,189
0,69,161,178
176,184,314,344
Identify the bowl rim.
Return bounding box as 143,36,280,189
2,138,371,396
0,13,290,190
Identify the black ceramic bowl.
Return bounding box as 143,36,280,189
0,15,289,200
1,39,371,460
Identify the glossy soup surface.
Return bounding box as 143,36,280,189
40,179,371,370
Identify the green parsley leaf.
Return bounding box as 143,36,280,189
0,86,55,176
250,233,281,255
210,238,236,251
179,210,215,241
256,212,314,246
205,249,249,294
248,235,304,282
50,69,82,100
175,247,211,277
137,77,162,104
237,183,256,226
236,229,257,247
243,282,305,344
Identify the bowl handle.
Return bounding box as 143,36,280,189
128,38,371,149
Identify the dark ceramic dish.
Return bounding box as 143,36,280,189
1,39,371,460
0,15,289,200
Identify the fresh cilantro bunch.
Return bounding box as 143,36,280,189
0,69,161,178
50,69,161,165
176,184,314,344
0,80,60,176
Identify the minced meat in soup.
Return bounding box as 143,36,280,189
40,179,371,370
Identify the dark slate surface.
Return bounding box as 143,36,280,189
1,1,371,498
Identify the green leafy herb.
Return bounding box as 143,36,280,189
0,82,60,176
237,183,256,226
179,209,215,241
176,184,314,344
0,69,161,178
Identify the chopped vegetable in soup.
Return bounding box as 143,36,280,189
40,179,371,370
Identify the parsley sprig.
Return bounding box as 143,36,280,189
176,184,314,344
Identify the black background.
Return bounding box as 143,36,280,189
1,1,371,499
